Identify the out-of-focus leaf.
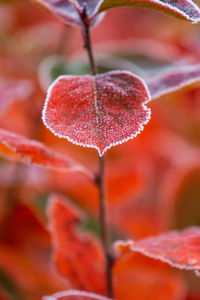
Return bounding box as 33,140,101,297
0,269,25,300
33,0,104,28
43,290,112,300
148,64,200,100
115,227,200,275
0,203,67,299
97,0,200,23
0,79,33,117
0,129,94,182
42,71,151,156
47,194,106,294
114,252,186,300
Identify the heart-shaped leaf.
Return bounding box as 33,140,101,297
115,227,200,275
97,0,200,24
33,0,104,27
148,64,200,100
43,290,112,300
47,194,106,293
42,71,151,156
0,129,93,181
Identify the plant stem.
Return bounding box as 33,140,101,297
81,8,113,299
98,155,113,298
82,19,97,75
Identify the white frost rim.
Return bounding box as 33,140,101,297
43,289,112,300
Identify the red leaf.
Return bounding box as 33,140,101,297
42,71,151,156
148,64,200,100
47,194,106,294
33,0,104,27
0,203,66,298
114,253,186,300
43,290,112,300
115,227,200,274
97,0,200,23
0,129,93,181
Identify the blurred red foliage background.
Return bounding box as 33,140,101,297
0,0,200,299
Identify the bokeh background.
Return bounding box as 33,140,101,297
0,0,200,299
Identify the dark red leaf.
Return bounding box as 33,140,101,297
148,64,200,100
97,0,200,23
42,71,151,156
43,290,112,300
0,129,93,181
47,194,106,294
115,227,200,275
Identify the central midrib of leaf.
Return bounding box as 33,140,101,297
92,77,104,140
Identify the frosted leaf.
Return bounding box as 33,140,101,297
0,129,93,181
33,0,104,27
43,290,112,300
97,0,200,23
115,227,200,275
42,71,151,156
148,64,200,100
